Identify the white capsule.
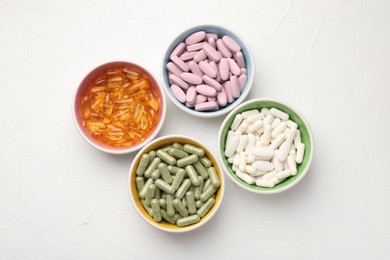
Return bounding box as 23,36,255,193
287,155,297,175
245,165,256,175
242,109,259,118
231,114,243,131
225,134,240,157
236,170,254,184
270,108,289,121
246,154,255,164
239,152,247,172
296,143,305,164
271,176,281,185
261,107,270,115
226,130,234,145
233,153,240,167
286,119,298,129
272,150,283,172
247,120,263,133
271,122,287,139
261,125,272,144
252,160,274,171
276,170,291,181
237,120,248,134
289,147,296,158
286,127,297,144
245,134,255,153
294,129,302,148
232,165,238,171
255,178,275,188
256,127,264,136
271,118,281,129
262,170,276,180
278,141,291,162
236,135,248,153
228,156,235,164
252,170,267,177
269,133,286,150
263,114,273,125
251,147,274,160
247,113,265,124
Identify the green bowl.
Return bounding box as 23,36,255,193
218,98,314,194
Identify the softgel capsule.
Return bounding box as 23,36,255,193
223,108,305,188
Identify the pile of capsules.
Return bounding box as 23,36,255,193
135,142,221,227
224,107,305,188
166,31,247,111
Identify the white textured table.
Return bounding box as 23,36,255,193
1,0,390,259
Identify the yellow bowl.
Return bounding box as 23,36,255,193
128,135,225,233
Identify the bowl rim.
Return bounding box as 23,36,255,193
217,98,314,194
160,24,255,118
71,61,167,154
128,134,225,233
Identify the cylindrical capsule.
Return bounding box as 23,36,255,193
159,198,167,209
195,200,204,209
171,169,186,191
160,209,176,224
207,167,220,188
144,157,161,178
155,179,175,195
145,184,156,207
296,143,305,164
135,176,144,192
176,154,199,168
194,176,204,200
168,148,189,159
151,169,160,180
136,154,150,176
177,215,200,227
185,165,200,186
183,144,205,157
185,191,197,214
175,179,192,200
173,198,189,217
199,156,212,168
168,165,180,174
151,199,162,222
139,178,153,199
148,150,156,160
200,184,217,202
203,179,211,192
172,142,184,150
141,199,153,217
158,163,173,184
193,161,209,179
157,149,176,165
197,198,215,218
166,194,175,217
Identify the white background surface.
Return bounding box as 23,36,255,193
1,0,390,259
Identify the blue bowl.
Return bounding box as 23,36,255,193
161,24,254,118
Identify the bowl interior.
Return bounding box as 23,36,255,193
74,61,165,152
162,25,253,117
219,100,312,192
129,136,224,232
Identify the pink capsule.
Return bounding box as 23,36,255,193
186,86,197,104
209,61,221,82
180,51,197,61
239,74,247,91
199,61,217,78
195,95,207,105
171,84,186,103
186,42,206,52
194,50,207,63
169,74,189,90
170,42,186,58
206,33,218,41
180,72,202,85
185,31,206,45
219,58,229,80
202,75,222,91
166,62,183,77
222,35,241,52
195,101,219,111
241,68,247,74
234,51,246,68
195,84,217,97
203,43,222,62
223,81,234,103
216,39,232,58
189,61,204,77
171,55,190,72
230,75,240,98
208,37,216,48
228,58,241,76
217,86,228,107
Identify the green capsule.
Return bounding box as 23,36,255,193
195,200,204,209
158,163,173,184
159,198,167,209
200,184,217,202
185,165,200,186
136,154,150,176
144,157,161,178
157,149,176,165
160,209,175,224
172,213,181,222
177,154,198,168
141,200,154,217
175,179,192,200
197,198,215,218
135,177,145,192
139,178,153,199
166,194,175,217
171,169,185,191
145,184,156,206
155,179,175,195
168,165,180,174
161,145,172,152
172,142,184,150
148,150,156,160
193,161,209,179
155,187,161,199
203,179,211,192
151,199,162,222
208,167,220,188
199,156,212,168
168,148,189,159
151,169,161,180
173,198,189,217
177,215,200,227
183,144,205,157
194,176,204,200
185,191,197,214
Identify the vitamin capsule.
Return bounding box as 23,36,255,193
136,154,150,176
223,81,234,103
176,154,199,168
185,86,197,105
245,165,256,175
145,184,156,207
155,179,175,195
238,74,247,91
216,87,228,107
270,108,289,121
175,179,192,200
158,163,173,184
263,114,274,126
230,75,240,98
139,178,153,199
260,125,272,144
255,178,275,188
187,42,206,52
157,149,176,166
166,62,184,77
203,43,222,62
286,127,297,144
160,209,176,224
251,147,274,160
135,177,145,192
236,135,248,153
193,176,204,200
188,61,203,77
296,143,305,164
186,165,200,186
171,84,186,103
216,39,232,58
199,156,212,168
180,51,197,61
195,84,217,97
271,122,287,139
207,167,220,188
168,148,189,159
236,170,254,184
198,61,217,78
194,50,207,63
271,118,281,129
197,198,215,218
224,134,240,157
202,75,222,91
247,120,264,133
185,191,197,214
200,184,217,202
294,130,302,148
287,155,297,175
144,157,161,178
148,150,156,160
151,200,163,223
270,133,286,150
203,178,211,192
151,169,161,180
177,214,200,227
165,194,175,217
171,42,186,57
173,198,189,217
272,150,284,172
222,35,241,52
185,31,206,45
237,120,248,134
155,187,161,199
168,165,180,174
209,61,221,81
170,55,190,72
218,58,230,81
239,152,247,172
278,141,291,162
171,169,186,191
252,160,274,172
181,72,202,85
231,114,243,131
195,200,204,209
169,74,189,90
234,51,246,68
141,200,154,217
276,170,291,181
228,58,241,76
